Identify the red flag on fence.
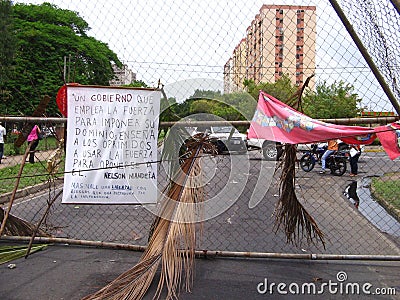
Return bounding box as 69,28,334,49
248,91,376,145
375,123,400,160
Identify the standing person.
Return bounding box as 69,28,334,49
27,124,41,163
349,144,361,177
0,122,6,164
319,139,339,174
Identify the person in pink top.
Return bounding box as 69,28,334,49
27,125,41,163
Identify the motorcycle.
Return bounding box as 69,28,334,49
299,143,349,176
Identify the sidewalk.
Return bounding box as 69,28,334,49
0,149,56,170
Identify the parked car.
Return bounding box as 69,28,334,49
208,125,247,154
40,126,55,138
246,137,283,160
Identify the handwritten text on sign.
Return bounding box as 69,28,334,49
62,86,160,204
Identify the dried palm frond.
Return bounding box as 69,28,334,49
0,207,50,237
160,125,193,181
272,74,324,248
83,133,215,300
47,141,64,175
274,144,325,248
285,74,314,109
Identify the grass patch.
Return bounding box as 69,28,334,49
4,136,59,156
371,173,400,222
0,160,63,194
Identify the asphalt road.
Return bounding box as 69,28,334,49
0,241,399,300
6,149,400,254
1,148,399,300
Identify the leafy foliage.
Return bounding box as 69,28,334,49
244,74,298,104
0,0,16,85
123,80,149,88
0,244,47,265
1,3,122,116
302,80,361,118
160,76,361,123
163,89,256,123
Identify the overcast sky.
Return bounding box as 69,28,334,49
15,0,399,111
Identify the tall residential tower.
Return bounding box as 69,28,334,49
224,5,316,92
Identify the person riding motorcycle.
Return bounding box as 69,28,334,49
319,139,339,174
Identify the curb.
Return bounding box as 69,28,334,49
0,179,63,205
370,186,400,223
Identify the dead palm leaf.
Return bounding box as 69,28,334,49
274,140,325,248
82,133,216,300
0,207,50,237
272,75,324,248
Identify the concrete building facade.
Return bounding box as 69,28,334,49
109,64,137,86
224,5,316,93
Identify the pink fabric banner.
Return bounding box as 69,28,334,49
375,123,400,160
248,91,377,145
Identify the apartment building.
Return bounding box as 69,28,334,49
224,5,316,92
109,64,137,86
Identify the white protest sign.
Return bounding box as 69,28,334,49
62,85,160,204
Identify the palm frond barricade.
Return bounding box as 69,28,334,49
83,77,326,299
83,133,216,300
273,74,325,248
0,207,50,237
274,144,325,248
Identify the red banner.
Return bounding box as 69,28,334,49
375,123,400,160
248,91,377,145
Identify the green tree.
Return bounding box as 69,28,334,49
0,0,16,113
190,89,221,100
2,3,122,116
220,92,257,121
160,96,180,122
244,74,298,104
0,0,16,84
123,80,148,88
302,80,361,118
174,90,246,121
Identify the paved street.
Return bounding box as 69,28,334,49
1,146,399,299
0,241,399,300
5,147,400,254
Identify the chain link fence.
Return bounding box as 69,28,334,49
1,118,399,256
1,0,399,257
